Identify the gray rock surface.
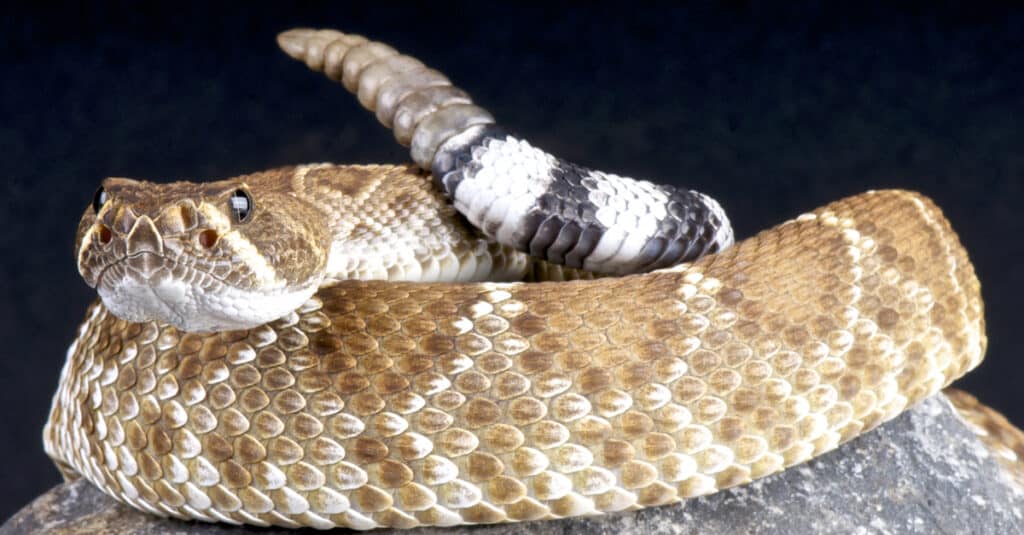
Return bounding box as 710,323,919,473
4,394,1021,534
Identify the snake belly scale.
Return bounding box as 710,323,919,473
44,27,986,530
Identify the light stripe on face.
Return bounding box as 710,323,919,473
197,203,284,290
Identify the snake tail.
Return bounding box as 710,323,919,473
277,28,733,274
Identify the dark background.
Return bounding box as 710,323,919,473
3,1,1022,521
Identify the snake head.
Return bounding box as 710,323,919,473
75,176,331,332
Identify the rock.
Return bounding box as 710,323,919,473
4,394,1022,534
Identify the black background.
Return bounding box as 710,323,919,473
3,2,1022,521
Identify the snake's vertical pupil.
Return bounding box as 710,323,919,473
230,189,253,223
92,187,108,214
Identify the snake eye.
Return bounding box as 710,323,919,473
230,189,253,223
92,186,108,214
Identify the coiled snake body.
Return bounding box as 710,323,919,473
45,29,987,530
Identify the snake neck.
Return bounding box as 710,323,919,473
286,163,597,286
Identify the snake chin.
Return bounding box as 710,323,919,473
94,252,320,332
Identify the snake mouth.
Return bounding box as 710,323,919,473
89,249,321,331
92,251,235,292
91,252,242,330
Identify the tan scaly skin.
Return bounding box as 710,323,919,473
47,179,986,529
45,28,991,530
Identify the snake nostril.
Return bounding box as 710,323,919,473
97,225,112,245
198,229,218,249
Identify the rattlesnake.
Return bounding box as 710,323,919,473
44,28,987,530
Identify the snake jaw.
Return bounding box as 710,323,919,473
86,242,325,333
90,241,326,332
94,256,322,332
